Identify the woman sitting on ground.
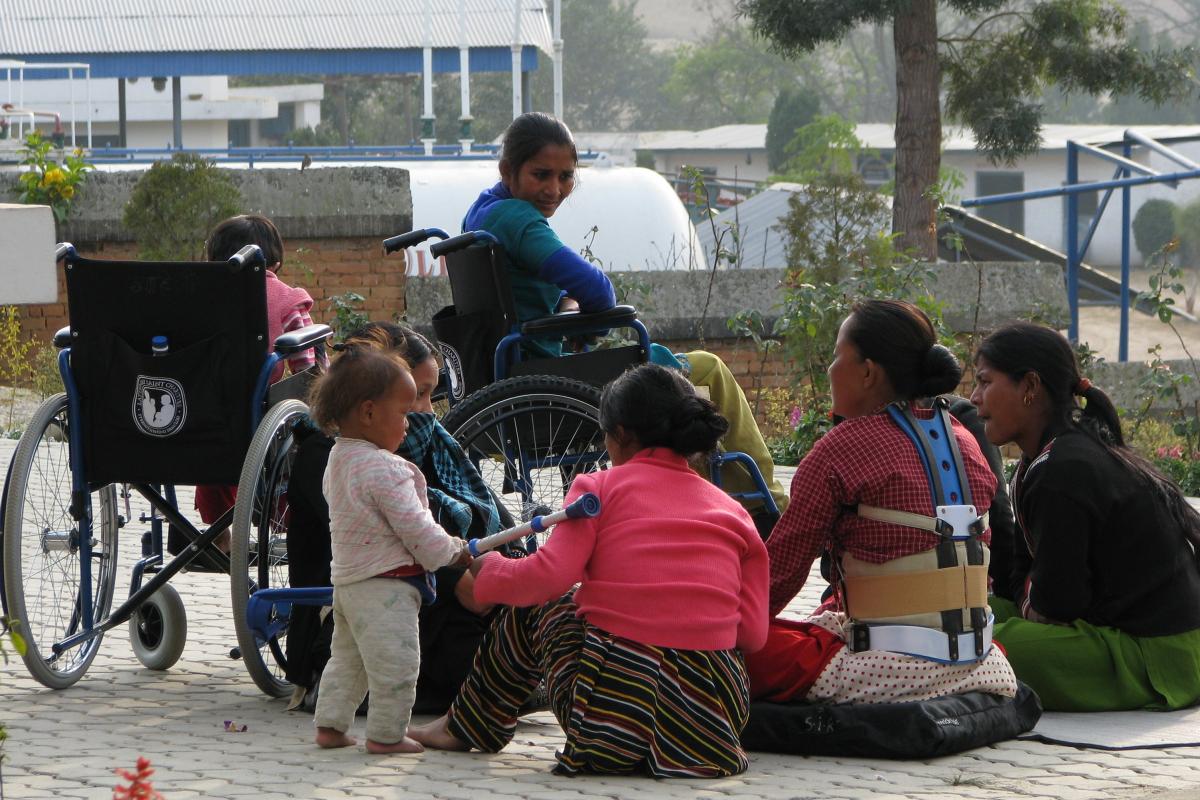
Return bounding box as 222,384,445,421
746,299,1017,705
973,322,1200,711
411,363,768,778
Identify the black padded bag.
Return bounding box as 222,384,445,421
741,682,1042,759
432,304,507,403
65,255,268,486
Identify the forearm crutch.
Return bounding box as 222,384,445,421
467,493,601,556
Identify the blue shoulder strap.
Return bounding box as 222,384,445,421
885,400,972,509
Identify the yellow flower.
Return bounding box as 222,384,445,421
60,185,75,200
42,168,65,187
72,148,83,157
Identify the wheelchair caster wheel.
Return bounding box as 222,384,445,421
229,647,242,660
129,584,187,671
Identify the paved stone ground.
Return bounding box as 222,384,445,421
3,455,1200,799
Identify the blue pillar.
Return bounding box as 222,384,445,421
1066,142,1079,343
1120,140,1132,362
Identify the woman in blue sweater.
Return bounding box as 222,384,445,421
463,112,615,358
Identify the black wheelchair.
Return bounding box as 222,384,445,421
385,228,779,547
1,243,331,694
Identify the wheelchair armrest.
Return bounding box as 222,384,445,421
274,323,334,356
54,326,72,349
520,305,639,337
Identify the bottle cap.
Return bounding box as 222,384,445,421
152,335,168,349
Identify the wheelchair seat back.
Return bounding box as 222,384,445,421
432,240,644,402
64,250,269,486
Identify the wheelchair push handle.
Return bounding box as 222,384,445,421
229,244,266,267
467,493,601,557
429,230,499,260
55,242,77,263
383,228,450,255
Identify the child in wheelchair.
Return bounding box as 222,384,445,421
307,329,472,753
170,213,317,559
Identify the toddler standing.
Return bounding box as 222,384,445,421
307,332,471,753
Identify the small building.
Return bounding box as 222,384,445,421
640,122,1200,269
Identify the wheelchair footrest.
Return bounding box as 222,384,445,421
245,587,333,642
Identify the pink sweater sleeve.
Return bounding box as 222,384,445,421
374,459,466,572
474,479,598,607
736,532,770,653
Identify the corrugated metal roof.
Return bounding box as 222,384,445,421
0,0,552,55
696,183,799,270
697,181,892,270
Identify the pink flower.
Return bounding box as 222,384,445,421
789,406,802,428
1156,445,1185,459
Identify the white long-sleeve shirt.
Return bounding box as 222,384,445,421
322,437,467,586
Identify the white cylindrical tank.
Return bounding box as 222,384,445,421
403,161,702,275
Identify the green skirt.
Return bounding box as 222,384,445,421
992,596,1200,712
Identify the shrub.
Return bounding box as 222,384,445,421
122,153,242,261
1132,198,1177,261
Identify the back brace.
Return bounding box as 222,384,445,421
843,399,993,664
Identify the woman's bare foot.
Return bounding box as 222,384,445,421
315,726,356,749
365,736,424,754
408,716,471,751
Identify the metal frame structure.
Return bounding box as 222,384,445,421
961,131,1200,361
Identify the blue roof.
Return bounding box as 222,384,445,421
1,0,551,77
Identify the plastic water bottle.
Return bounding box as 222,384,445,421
151,335,169,357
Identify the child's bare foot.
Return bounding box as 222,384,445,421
408,716,470,751
365,736,424,754
315,726,356,748
214,528,232,555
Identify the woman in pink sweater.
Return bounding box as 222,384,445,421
410,364,769,777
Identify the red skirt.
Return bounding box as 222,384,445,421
745,618,845,702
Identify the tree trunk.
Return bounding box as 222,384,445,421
892,0,941,260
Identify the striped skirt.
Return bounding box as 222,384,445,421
446,590,751,778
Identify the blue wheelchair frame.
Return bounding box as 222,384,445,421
7,243,330,685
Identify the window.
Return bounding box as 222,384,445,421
1063,188,1099,254
976,171,1025,234
228,120,250,148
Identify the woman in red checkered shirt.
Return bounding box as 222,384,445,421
745,299,1018,705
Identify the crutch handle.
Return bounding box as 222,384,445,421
467,493,601,557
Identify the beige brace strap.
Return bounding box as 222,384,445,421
845,565,989,620
857,504,989,533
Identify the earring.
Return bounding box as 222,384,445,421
1022,394,1032,407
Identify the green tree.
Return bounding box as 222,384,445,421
737,0,1195,260
658,24,798,128
530,0,674,131
766,87,821,171
122,153,242,261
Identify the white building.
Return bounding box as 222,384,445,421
642,122,1200,269
2,73,322,150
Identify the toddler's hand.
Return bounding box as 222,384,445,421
452,542,473,568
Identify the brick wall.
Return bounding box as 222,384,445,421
16,237,408,345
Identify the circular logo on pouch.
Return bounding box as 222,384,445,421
437,343,465,401
133,375,187,438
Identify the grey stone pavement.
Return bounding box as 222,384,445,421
2,453,1200,800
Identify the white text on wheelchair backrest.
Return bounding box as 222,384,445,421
133,376,188,437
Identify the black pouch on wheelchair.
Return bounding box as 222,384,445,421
77,329,245,485
432,304,507,403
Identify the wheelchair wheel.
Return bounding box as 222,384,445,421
231,399,306,698
129,584,187,671
2,393,120,689
441,375,607,550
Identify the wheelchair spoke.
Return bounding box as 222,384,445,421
4,394,119,688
